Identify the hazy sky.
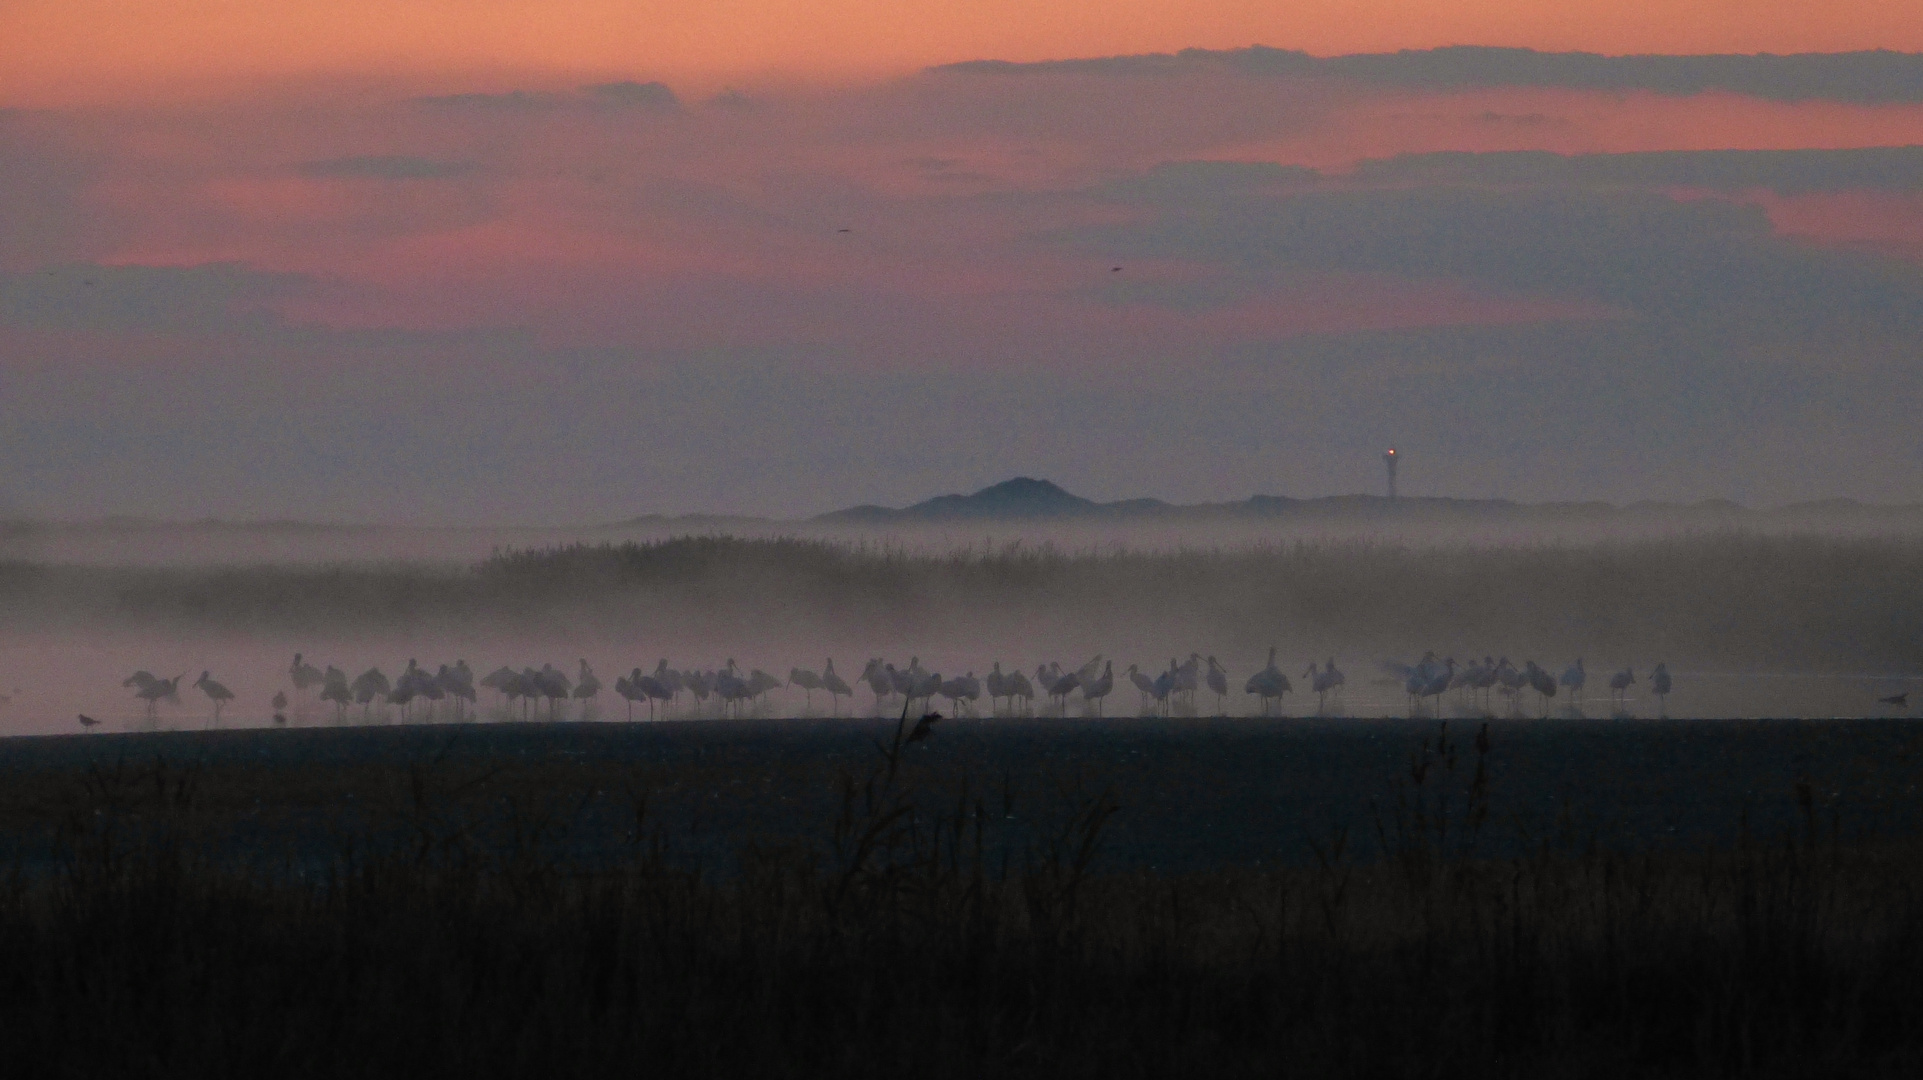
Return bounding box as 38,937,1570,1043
3,3,1922,522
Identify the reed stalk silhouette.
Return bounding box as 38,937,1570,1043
1,724,1921,1076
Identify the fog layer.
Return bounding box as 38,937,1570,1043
2,529,1917,734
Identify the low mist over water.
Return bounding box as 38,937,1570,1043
2,498,1918,735
6,484,1923,567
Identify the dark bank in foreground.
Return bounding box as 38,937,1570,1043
3,717,1923,1075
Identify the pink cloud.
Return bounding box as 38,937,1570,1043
12,66,1916,374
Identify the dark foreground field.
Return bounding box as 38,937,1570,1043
4,717,1923,1076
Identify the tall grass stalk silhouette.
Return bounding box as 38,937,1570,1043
3,723,1923,1076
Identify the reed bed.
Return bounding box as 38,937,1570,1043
3,721,1922,1077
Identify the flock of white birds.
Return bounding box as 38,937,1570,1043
101,650,1677,729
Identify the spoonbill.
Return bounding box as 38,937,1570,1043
317,666,350,720
715,661,753,718
1306,661,1340,714
1172,655,1201,711
821,660,852,715
939,675,969,716
1245,647,1289,715
984,662,1009,715
1608,667,1635,708
443,661,476,721
684,669,711,715
747,669,781,709
352,667,390,720
1399,653,1440,716
1323,657,1346,701
637,670,673,720
911,669,943,714
861,659,894,712
1082,661,1114,717
1560,659,1587,712
891,661,920,703
1650,663,1672,713
128,671,182,717
1430,658,1458,712
1128,664,1158,713
956,671,982,715
614,671,639,720
572,660,601,717
1468,657,1496,712
289,653,324,709
1006,669,1035,715
1045,666,1079,716
480,666,516,709
536,664,571,719
789,666,823,712
1205,657,1229,713
1525,661,1557,716
194,671,234,723
505,669,536,720
417,664,447,720
1495,658,1524,715
387,675,417,722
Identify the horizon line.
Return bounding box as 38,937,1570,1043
3,488,1918,533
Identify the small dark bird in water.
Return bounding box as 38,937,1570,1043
908,712,942,743
77,714,100,729
272,690,289,711
273,713,288,726
1879,693,1909,707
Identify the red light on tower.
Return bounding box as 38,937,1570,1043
1383,448,1398,500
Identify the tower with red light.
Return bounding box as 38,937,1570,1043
1383,448,1398,500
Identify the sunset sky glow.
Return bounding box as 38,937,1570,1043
3,2,1921,521
8,1,1923,104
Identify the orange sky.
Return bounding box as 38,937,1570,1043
6,0,1923,105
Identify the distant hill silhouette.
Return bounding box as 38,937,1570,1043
820,477,1165,522
814,478,1922,525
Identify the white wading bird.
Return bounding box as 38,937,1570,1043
573,660,601,716
789,666,823,713
1609,667,1635,708
1245,647,1290,715
1205,657,1229,714
821,660,852,715
289,653,324,707
1082,661,1114,717
1560,658,1586,712
1128,664,1158,714
194,670,234,723
1650,663,1672,713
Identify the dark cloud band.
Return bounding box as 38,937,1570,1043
296,155,477,180
939,46,1923,105
416,81,678,112
1352,147,1923,195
